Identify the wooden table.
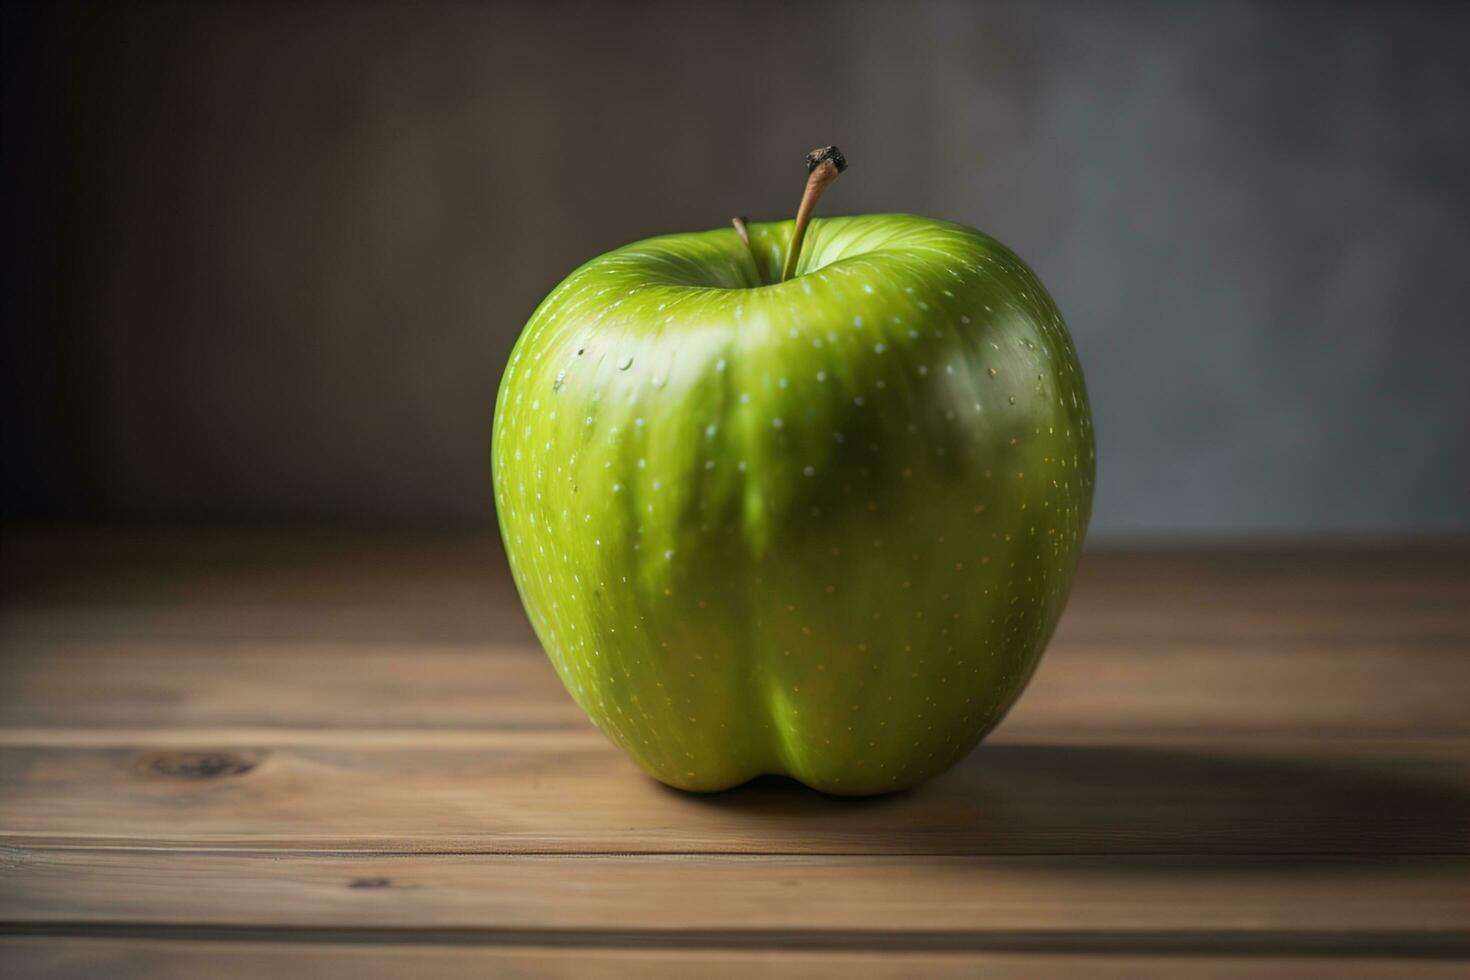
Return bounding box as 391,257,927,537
1,530,1466,978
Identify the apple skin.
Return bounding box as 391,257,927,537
492,214,1094,796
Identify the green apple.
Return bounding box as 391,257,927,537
493,162,1093,795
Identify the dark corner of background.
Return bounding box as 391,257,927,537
3,2,110,523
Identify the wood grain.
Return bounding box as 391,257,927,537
2,637,1466,736
5,849,1467,938
1,734,1465,854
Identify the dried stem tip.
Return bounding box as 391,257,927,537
805,145,848,175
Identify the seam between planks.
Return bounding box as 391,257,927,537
0,923,1466,958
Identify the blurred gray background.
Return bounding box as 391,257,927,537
5,0,1468,538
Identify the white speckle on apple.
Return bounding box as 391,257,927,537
705,424,717,437
772,418,784,429
874,344,886,354
816,371,827,382
803,466,816,477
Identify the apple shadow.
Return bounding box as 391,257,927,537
661,741,1470,855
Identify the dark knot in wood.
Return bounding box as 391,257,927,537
349,877,394,889
143,751,260,780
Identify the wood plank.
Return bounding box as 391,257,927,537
4,531,1466,645
0,529,532,645
1,734,1465,854
0,644,585,732
4,534,1467,970
4,849,1467,938
5,939,1466,980
2,636,1466,737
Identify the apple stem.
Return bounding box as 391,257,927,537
781,146,847,282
